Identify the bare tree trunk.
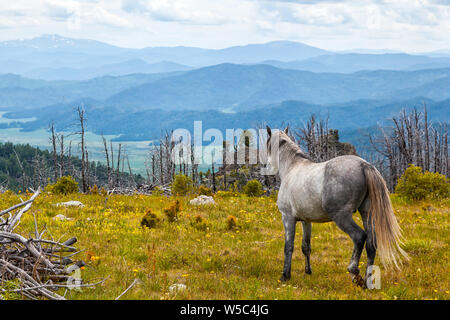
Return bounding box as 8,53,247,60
50,122,58,182
159,144,164,185
211,160,216,193
116,143,122,187
424,104,430,171
102,136,111,188
77,107,87,193
59,134,64,178
127,155,135,187
151,154,156,184
85,150,90,190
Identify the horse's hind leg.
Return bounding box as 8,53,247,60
332,212,367,287
359,198,376,286
301,221,312,275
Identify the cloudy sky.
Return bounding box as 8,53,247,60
0,0,449,52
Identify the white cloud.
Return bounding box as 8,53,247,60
122,0,233,25
45,0,79,21
0,0,448,52
258,1,352,25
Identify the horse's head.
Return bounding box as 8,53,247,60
265,126,289,174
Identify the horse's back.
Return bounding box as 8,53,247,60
321,155,369,215
278,155,369,222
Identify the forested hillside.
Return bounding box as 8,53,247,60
0,142,143,192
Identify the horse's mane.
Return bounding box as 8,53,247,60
272,131,313,163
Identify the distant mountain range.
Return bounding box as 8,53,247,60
1,34,450,80
1,64,449,111
0,72,182,108
261,53,450,73
0,34,449,148
4,95,447,146
24,60,193,81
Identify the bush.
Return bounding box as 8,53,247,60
141,209,160,229
190,214,208,231
164,200,182,222
215,190,236,198
152,186,163,196
197,185,213,196
100,187,108,197
171,174,194,196
395,164,449,201
226,215,238,230
46,176,79,195
242,179,264,197
89,184,99,195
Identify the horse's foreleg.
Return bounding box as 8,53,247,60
280,214,296,282
332,213,367,286
301,221,312,275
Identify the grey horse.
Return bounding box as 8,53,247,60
265,126,408,286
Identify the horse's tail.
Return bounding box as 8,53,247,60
363,164,409,269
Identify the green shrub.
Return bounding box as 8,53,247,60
46,176,79,195
89,184,99,195
171,174,194,196
197,185,213,196
164,200,182,222
152,186,163,196
226,215,238,230
242,179,264,197
395,164,449,201
100,187,108,197
141,209,160,229
215,190,238,198
190,214,208,231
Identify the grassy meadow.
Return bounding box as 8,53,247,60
2,190,449,300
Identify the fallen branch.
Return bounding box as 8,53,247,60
0,187,101,300
115,278,140,300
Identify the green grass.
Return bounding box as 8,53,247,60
2,191,449,300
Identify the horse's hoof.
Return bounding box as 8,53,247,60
279,275,290,282
305,267,312,275
351,274,365,288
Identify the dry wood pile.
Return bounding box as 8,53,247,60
108,184,171,196
0,188,100,300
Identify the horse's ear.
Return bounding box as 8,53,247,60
266,126,272,137
284,126,289,135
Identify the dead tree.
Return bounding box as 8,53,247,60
295,115,356,163
102,135,111,188
58,134,65,178
370,106,449,190
77,107,87,193
49,122,58,182
116,143,122,187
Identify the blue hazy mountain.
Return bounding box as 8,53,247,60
0,34,127,55
105,64,450,110
2,34,450,80
0,35,329,79
24,59,193,81
0,72,186,109
1,34,449,146
261,53,450,73
1,64,450,111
